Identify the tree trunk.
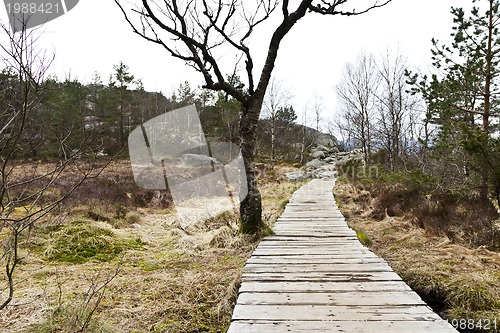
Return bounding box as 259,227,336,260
480,0,494,203
271,116,276,161
239,102,263,233
119,89,125,146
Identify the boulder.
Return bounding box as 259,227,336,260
312,151,326,159
284,171,311,181
136,166,166,190
312,164,338,179
305,158,326,169
314,145,329,152
335,157,350,167
328,146,340,154
316,133,336,147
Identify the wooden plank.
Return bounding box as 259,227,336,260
241,271,403,282
274,224,351,227
259,237,364,247
252,249,375,256
243,263,394,273
257,239,368,246
265,232,357,237
258,241,362,246
231,304,444,321
236,291,427,306
257,241,364,246
262,236,358,241
247,258,385,265
227,320,458,333
239,281,414,293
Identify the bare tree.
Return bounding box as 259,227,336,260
0,21,102,309
313,94,324,133
299,105,309,164
375,50,418,169
115,0,392,233
263,77,292,161
336,52,378,163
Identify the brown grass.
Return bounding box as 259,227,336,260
0,161,301,332
334,178,500,331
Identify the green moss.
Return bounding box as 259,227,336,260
280,199,289,209
44,220,144,264
260,226,275,237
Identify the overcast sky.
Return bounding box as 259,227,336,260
0,0,477,127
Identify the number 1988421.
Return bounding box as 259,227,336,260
5,2,61,14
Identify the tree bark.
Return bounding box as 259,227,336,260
479,0,494,203
239,101,263,233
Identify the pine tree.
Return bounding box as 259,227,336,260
408,0,500,202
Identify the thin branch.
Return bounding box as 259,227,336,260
308,0,392,16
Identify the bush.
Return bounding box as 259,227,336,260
378,168,440,190
361,169,499,248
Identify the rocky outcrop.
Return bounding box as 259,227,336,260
284,146,364,181
316,133,337,147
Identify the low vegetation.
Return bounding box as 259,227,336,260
1,162,303,332
334,173,500,331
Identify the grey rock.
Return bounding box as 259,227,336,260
181,154,222,167
136,166,166,190
335,157,350,167
316,133,336,147
305,159,326,169
312,151,326,159
328,146,340,154
314,145,329,152
284,171,312,181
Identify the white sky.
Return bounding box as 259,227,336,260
0,0,476,127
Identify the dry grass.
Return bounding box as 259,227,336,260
334,178,500,331
0,162,301,332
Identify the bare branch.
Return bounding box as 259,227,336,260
308,0,392,16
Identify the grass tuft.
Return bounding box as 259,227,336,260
355,229,373,246
44,220,144,264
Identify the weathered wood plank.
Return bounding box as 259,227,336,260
257,242,363,247
255,244,366,248
239,281,413,293
243,263,394,273
236,291,427,306
227,320,458,333
255,242,366,247
241,271,403,282
231,304,444,321
252,249,375,256
262,236,359,241
246,258,385,264
259,232,358,237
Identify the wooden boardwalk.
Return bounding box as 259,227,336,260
227,179,457,332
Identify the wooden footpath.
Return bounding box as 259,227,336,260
227,178,457,332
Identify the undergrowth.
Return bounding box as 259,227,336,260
42,220,145,264
334,174,500,332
